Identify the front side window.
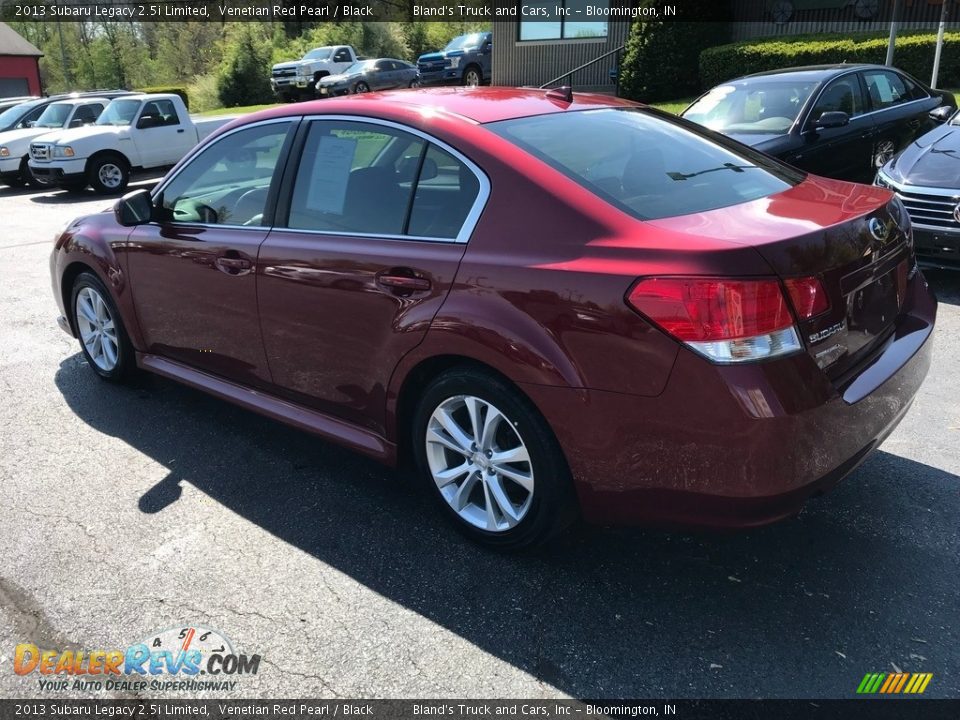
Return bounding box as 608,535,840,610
70,103,103,127
519,0,608,41
809,76,866,121
684,80,816,135
158,121,292,226
489,108,803,221
288,120,482,240
333,48,352,62
139,99,180,127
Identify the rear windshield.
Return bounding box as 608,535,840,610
487,108,804,220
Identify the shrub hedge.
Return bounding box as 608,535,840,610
136,86,190,110
700,31,960,90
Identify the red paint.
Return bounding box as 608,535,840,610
0,55,41,95
50,88,937,528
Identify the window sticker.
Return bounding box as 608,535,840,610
306,135,357,215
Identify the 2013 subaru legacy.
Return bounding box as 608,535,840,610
50,88,936,548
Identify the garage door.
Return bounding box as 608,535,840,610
0,78,29,97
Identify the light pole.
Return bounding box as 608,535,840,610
885,0,905,66
931,0,949,89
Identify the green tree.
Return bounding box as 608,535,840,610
619,4,731,103
217,25,274,107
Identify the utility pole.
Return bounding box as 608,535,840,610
886,0,905,66
57,21,72,89
931,0,949,89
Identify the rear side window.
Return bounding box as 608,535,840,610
863,70,912,110
488,108,802,221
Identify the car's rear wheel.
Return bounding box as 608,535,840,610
71,272,135,382
463,66,482,87
88,154,129,195
354,82,370,94
413,368,576,549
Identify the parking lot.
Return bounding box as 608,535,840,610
0,179,957,699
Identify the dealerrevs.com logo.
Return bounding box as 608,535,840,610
14,625,261,692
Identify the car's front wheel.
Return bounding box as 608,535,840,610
354,81,370,94
71,272,135,382
87,154,129,195
413,368,576,549
462,66,482,87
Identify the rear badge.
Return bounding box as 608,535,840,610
809,320,846,344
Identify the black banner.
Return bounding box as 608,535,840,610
0,700,959,720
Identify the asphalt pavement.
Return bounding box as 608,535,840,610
0,179,957,700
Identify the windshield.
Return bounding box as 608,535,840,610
344,60,374,74
0,101,40,130
445,33,485,52
683,80,817,135
34,103,72,129
304,48,333,60
488,108,804,221
96,99,141,126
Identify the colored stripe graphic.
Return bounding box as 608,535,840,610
857,672,932,694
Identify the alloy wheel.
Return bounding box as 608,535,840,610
464,69,480,87
425,395,534,532
75,286,119,372
874,140,896,168
98,163,124,190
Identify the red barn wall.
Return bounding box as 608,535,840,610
0,55,41,96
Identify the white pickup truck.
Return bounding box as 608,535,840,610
27,94,233,194
0,96,111,187
270,45,361,101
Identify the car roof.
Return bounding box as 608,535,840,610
44,96,110,105
250,87,637,125
738,64,887,82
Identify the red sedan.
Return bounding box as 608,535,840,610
49,88,936,548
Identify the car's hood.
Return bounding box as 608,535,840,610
274,58,328,71
418,51,451,63
0,126,53,147
723,132,787,152
885,122,960,189
320,73,354,85
32,125,124,145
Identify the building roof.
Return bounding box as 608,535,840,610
0,23,43,57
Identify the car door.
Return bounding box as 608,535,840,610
125,118,297,388
795,73,876,181
257,118,486,432
371,60,394,90
862,68,937,170
133,99,196,168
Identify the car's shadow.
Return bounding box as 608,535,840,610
0,178,160,204
52,358,959,697
926,268,960,306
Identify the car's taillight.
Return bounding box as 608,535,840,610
626,277,802,363
783,276,829,320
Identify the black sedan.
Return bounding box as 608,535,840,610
317,59,420,97
682,64,955,183
876,108,960,270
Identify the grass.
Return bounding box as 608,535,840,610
650,97,694,115
196,103,280,116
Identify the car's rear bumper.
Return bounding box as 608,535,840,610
914,227,960,270
522,271,937,528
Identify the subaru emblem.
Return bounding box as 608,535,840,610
954,202,960,224
868,217,889,242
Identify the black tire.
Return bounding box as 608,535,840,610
462,66,482,87
70,271,136,383
409,79,420,89
87,153,129,195
412,367,577,550
354,81,370,94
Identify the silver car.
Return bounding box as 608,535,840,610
317,59,420,97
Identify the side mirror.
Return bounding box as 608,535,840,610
25,120,35,128
813,110,850,130
69,118,83,128
136,116,158,129
929,105,954,123
114,189,154,227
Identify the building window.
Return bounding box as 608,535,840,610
518,0,609,41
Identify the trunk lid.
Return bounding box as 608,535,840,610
646,175,913,375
